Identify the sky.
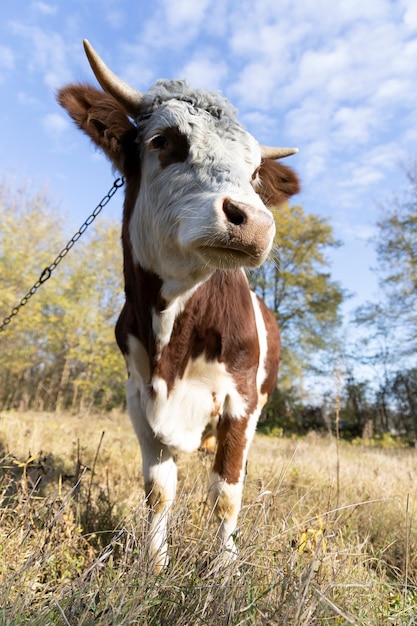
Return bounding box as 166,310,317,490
1,0,417,331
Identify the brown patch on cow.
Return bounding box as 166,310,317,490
58,85,138,176
154,270,260,403
213,415,249,484
115,267,164,363
256,159,301,207
151,127,190,168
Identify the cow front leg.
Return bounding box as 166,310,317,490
127,384,177,572
208,414,253,562
143,447,177,572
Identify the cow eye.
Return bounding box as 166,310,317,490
150,135,167,150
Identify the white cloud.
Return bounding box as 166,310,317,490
285,98,331,146
332,106,377,147
42,112,69,138
17,91,40,107
32,2,57,16
401,0,417,32
374,78,412,107
105,10,125,29
11,22,75,89
213,0,417,240
230,61,284,110
119,41,157,89
179,54,228,90
159,0,210,29
239,111,278,143
304,153,327,181
336,219,377,243
0,45,14,72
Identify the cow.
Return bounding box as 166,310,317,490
58,40,300,572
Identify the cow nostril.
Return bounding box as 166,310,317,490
222,199,247,226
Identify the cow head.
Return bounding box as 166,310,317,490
58,41,300,298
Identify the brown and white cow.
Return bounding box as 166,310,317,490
58,40,300,571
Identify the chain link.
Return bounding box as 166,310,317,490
0,177,125,333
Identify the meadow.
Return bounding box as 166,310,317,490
0,411,416,625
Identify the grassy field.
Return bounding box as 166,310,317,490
0,411,416,625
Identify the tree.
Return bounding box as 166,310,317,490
0,179,126,412
349,163,417,438
374,163,417,351
249,202,344,386
0,180,64,409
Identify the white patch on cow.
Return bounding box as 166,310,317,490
152,305,178,354
145,454,178,571
146,356,248,452
126,335,150,391
152,287,197,352
245,406,262,450
125,373,146,453
250,290,269,406
208,474,242,557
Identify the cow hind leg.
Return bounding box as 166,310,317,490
208,414,255,563
208,475,244,561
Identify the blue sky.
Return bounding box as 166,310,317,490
1,0,417,328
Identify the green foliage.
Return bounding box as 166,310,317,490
351,432,411,448
259,387,329,436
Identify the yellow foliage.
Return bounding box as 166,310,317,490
294,515,327,555
0,180,126,411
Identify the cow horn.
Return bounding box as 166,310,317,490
260,146,299,159
83,39,143,116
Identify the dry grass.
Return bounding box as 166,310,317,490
0,411,416,625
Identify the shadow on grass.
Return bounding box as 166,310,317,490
0,436,119,551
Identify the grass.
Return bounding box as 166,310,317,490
0,411,416,624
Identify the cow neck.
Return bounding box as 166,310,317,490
122,261,201,373
154,270,260,406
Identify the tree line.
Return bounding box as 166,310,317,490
344,163,417,440
1,168,416,439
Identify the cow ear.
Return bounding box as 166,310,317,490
256,159,301,207
57,84,137,175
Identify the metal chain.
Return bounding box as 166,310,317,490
0,177,125,333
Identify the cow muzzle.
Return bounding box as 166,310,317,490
199,198,275,268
